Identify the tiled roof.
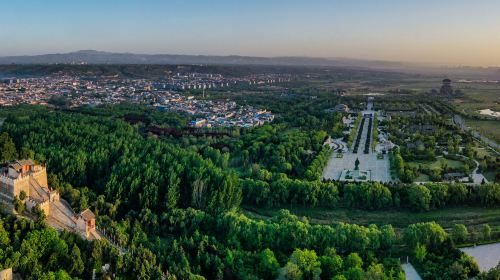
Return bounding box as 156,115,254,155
8,159,35,170
80,209,95,220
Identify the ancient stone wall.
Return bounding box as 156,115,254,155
0,175,29,199
0,268,13,280
26,198,50,216
30,168,48,188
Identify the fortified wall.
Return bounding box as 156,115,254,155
0,159,97,240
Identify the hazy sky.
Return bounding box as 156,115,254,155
1,0,500,66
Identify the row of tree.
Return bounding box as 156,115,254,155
241,175,500,212
389,147,417,183
303,146,334,180
241,176,339,208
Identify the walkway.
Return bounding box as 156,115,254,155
468,157,488,184
455,154,488,184
402,263,422,280
322,98,390,182
96,226,129,255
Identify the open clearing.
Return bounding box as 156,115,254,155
452,82,500,116
243,206,500,231
407,158,465,170
466,118,500,144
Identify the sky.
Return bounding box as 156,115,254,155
1,0,500,66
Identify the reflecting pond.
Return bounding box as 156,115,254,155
460,243,500,272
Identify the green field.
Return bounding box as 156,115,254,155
473,146,493,159
453,83,500,115
407,157,465,170
451,82,500,144
466,118,500,144
483,171,498,182
243,206,500,232
415,174,430,181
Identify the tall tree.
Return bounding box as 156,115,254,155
0,132,17,162
258,248,280,280
68,244,84,275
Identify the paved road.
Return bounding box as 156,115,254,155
456,154,488,184
402,263,422,280
367,99,374,111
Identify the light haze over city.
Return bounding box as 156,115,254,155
1,1,500,280
1,0,500,66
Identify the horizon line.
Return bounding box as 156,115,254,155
2,49,500,69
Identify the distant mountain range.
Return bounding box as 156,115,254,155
0,50,499,78
0,50,410,68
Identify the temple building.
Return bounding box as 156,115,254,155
440,78,454,95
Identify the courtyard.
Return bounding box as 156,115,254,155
323,151,391,182
323,99,391,182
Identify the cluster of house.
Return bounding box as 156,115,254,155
0,74,277,127
0,76,146,106
0,159,99,240
154,94,274,127
172,73,291,90
0,72,291,107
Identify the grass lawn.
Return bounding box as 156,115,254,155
452,84,500,115
415,174,430,181
483,171,498,182
466,118,500,144
407,157,465,170
243,206,500,233
473,146,492,159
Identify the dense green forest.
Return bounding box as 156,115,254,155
0,105,498,279
0,211,164,279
